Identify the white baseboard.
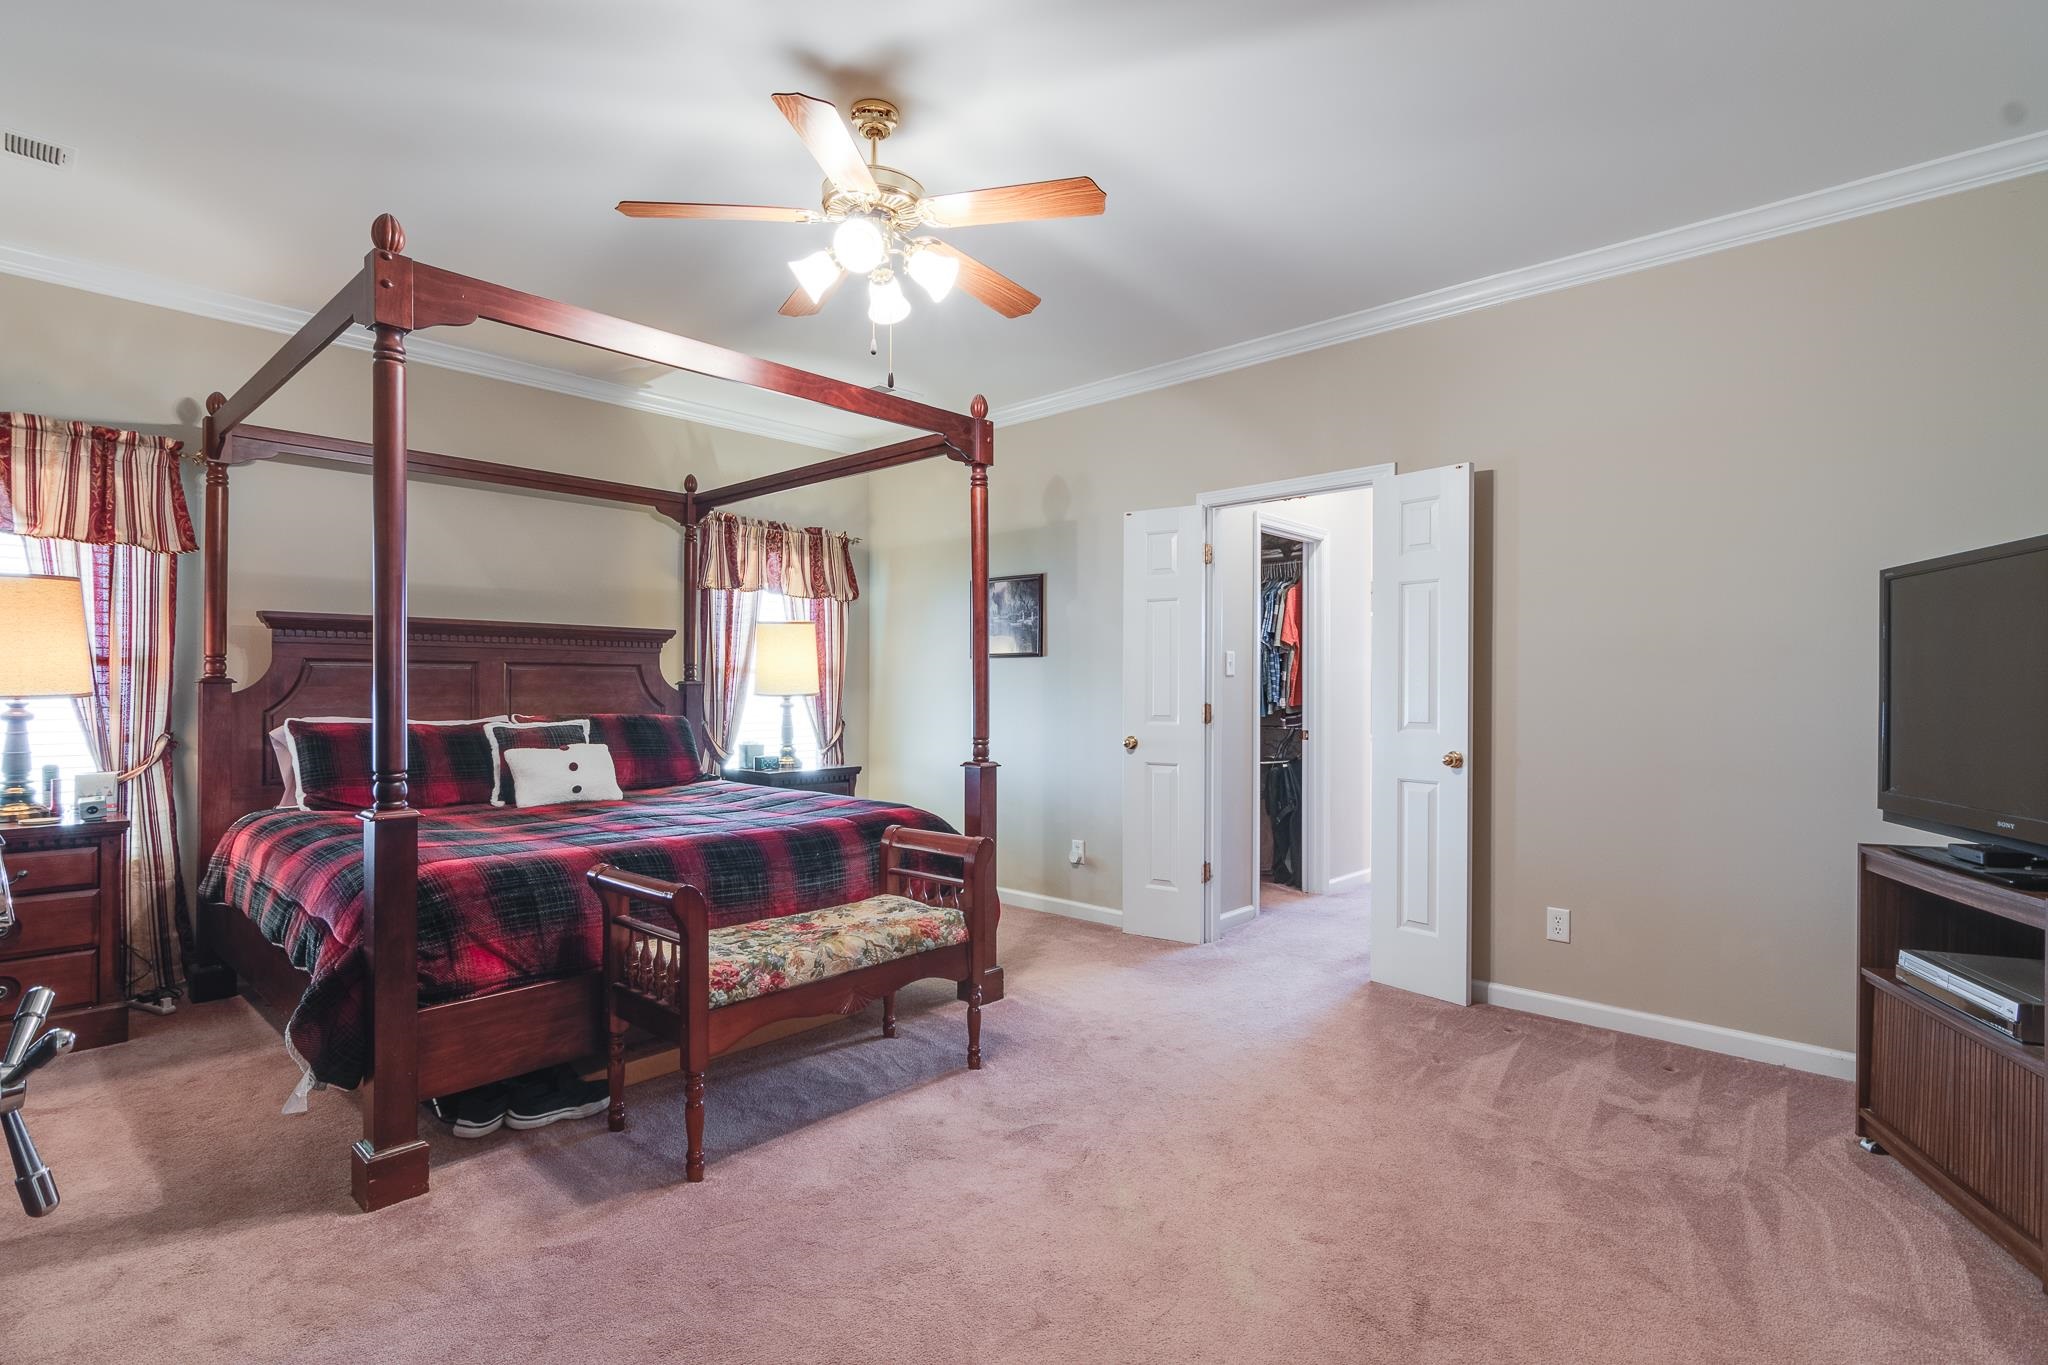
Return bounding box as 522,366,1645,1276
1472,981,1855,1080
1216,903,1256,933
1329,868,1371,892
999,886,1122,927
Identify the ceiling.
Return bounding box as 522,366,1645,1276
6,0,2045,446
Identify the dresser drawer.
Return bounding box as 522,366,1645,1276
0,889,99,958
0,950,100,1019
3,843,100,895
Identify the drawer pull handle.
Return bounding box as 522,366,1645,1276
7,869,25,886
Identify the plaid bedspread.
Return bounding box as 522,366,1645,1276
198,781,954,1088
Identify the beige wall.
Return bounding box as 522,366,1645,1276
866,173,2048,1052
0,271,871,877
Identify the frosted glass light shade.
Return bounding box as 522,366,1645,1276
830,215,886,274
867,275,911,326
905,246,959,302
787,250,840,303
752,622,820,696
0,576,93,696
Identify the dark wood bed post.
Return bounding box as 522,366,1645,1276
353,214,429,1212
680,474,707,730
960,396,1003,1005
187,393,240,1003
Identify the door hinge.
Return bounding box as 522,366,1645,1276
1201,861,1213,884
1203,702,1212,724
1202,543,1213,565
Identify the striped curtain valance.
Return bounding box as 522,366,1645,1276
698,512,859,602
0,414,197,554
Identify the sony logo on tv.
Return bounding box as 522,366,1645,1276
1996,820,2017,830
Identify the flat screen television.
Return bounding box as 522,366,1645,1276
1879,533,2048,861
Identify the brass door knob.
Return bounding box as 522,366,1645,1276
1442,751,1465,770
1123,736,1138,752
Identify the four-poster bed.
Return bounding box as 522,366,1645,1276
191,214,999,1210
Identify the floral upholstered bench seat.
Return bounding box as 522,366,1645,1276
590,825,1001,1182
704,896,968,1007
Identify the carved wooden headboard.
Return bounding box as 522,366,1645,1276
197,612,681,857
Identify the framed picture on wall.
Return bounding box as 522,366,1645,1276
989,573,1045,658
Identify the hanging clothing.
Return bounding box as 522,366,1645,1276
1263,758,1303,887
1258,574,1303,717
1279,582,1303,709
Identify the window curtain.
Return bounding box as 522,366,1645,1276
698,512,859,602
787,595,847,764
700,587,759,762
1,415,195,998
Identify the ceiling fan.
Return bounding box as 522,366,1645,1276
618,93,1105,328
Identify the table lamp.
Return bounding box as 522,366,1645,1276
0,577,95,822
752,621,820,770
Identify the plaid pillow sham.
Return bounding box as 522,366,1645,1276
576,713,711,790
284,719,499,811
485,721,593,806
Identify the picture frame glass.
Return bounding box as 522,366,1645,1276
989,574,1044,657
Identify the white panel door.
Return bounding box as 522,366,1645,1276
1121,505,1207,943
1369,465,1474,1003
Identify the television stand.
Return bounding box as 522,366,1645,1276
1858,845,2046,1290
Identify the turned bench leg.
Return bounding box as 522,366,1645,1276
684,1070,707,1183
966,984,983,1070
882,992,897,1038
607,1017,628,1133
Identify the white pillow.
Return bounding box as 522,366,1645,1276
503,744,621,808
485,719,592,806
270,715,512,809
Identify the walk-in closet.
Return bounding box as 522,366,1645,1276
1259,531,1305,891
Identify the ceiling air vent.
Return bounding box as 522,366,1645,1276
4,132,72,167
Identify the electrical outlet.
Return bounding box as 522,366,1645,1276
1545,907,1571,943
1069,838,1086,866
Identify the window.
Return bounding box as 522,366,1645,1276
0,534,100,803
725,592,823,771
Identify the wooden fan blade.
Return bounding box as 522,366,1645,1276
922,176,1105,228
780,269,846,317
771,92,879,196
920,240,1040,318
617,201,811,222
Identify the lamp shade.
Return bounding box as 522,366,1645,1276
0,576,94,697
752,622,820,697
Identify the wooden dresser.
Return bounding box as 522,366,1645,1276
0,816,131,1051
1856,844,2046,1289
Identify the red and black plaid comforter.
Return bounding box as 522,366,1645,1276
199,781,953,1087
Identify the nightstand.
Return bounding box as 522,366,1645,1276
0,816,131,1051
725,765,862,797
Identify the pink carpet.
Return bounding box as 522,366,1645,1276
4,886,2038,1363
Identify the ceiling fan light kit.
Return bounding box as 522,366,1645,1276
626,92,1104,347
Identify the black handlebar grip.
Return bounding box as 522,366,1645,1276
3,1111,58,1217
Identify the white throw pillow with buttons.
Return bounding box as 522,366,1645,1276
502,743,623,807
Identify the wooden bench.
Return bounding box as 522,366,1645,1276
587,826,997,1181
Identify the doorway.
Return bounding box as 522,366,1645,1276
1120,462,1475,1005
1208,491,1371,935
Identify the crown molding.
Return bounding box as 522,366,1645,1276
0,240,860,452
993,130,2048,428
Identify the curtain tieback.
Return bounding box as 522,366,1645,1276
114,733,176,784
